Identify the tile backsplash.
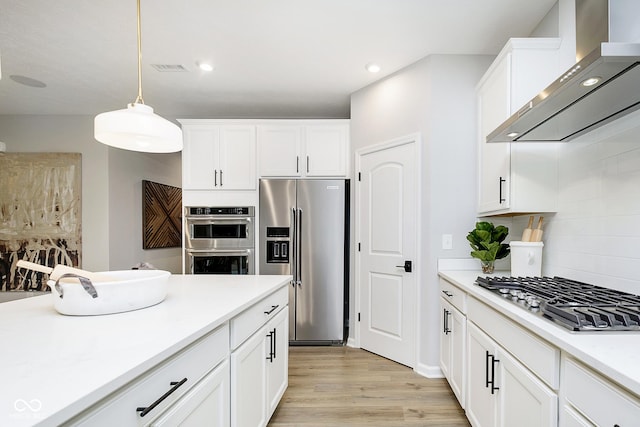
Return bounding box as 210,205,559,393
510,111,640,294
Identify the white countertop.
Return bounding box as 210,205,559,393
439,270,640,397
0,274,291,427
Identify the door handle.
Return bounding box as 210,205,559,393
395,260,412,273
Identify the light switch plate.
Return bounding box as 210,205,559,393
442,234,453,250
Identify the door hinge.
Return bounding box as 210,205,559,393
358,172,361,181
358,312,361,322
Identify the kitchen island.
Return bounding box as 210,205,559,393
0,274,291,427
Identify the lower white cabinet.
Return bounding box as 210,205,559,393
439,297,466,408
466,322,557,427
230,288,288,427
66,324,230,427
561,356,640,427
151,360,230,427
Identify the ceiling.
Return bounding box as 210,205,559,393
0,0,558,120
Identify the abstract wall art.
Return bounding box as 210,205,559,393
0,153,82,291
142,180,182,250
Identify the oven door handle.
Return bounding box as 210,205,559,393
186,249,253,255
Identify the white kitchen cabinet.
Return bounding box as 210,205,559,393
258,121,349,177
476,38,562,216
439,278,467,408
440,298,466,408
230,286,288,427
561,356,640,427
151,360,230,427
66,324,230,427
467,322,557,427
266,308,289,418
231,321,268,427
182,124,256,190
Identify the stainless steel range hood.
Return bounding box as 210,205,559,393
487,0,640,143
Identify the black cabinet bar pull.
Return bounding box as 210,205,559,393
296,156,299,173
499,176,506,203
273,327,277,360
490,355,500,394
264,304,279,315
306,155,309,173
214,170,218,186
136,378,187,417
444,309,451,335
485,350,491,389
266,330,274,362
442,290,453,297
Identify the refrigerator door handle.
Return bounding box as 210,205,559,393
297,207,303,286
291,207,297,286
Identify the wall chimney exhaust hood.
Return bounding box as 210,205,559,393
487,0,640,143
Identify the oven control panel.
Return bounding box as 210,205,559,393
186,206,254,216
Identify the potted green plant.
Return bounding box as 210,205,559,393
467,221,510,274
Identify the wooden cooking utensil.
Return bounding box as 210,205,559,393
530,216,544,242
16,260,113,282
521,215,534,242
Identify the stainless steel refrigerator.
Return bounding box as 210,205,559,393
259,179,349,344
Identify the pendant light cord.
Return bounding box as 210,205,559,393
133,0,144,105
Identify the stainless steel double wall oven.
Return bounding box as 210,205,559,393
184,206,255,274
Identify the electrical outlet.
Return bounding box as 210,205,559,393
442,234,453,250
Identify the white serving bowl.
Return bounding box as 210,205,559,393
46,270,171,316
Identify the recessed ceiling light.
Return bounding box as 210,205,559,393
9,75,46,88
365,63,381,73
198,62,214,72
581,76,601,87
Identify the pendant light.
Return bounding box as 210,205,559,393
94,0,182,153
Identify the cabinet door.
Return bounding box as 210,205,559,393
466,323,498,427
183,127,219,190
266,308,289,418
497,348,557,427
304,125,348,177
477,53,511,214
439,299,453,381
258,126,302,177
449,305,466,409
231,326,267,427
151,360,230,427
219,126,256,190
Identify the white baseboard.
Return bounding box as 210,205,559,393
346,337,359,348
415,362,444,378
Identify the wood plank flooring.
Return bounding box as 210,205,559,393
268,346,470,427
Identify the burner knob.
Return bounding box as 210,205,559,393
528,298,541,308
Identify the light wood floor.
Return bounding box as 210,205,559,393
268,346,470,427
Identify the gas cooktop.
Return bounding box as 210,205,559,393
475,276,640,332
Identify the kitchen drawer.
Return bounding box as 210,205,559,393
563,356,640,427
439,278,466,313
230,286,287,350
68,324,229,426
468,296,559,389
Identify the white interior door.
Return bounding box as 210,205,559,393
357,137,417,367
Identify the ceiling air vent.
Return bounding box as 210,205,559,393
150,64,188,72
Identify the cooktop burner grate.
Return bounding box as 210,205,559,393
475,276,640,331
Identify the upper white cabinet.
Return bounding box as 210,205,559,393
181,123,256,190
477,39,564,216
258,121,349,177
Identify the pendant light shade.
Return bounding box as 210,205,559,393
94,0,182,153
95,103,182,153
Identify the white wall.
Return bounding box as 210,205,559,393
0,115,182,273
350,54,494,375
108,148,182,272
